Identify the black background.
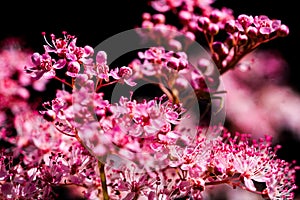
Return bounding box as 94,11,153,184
1,0,299,199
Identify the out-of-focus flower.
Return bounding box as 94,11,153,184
0,38,49,93
0,38,49,141
223,50,300,140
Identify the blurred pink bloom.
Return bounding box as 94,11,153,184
222,50,300,140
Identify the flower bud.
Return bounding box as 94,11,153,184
169,39,182,51
212,42,229,57
178,60,188,70
208,23,219,35
142,20,154,29
224,19,236,33
67,61,80,76
237,34,248,45
246,26,258,38
210,9,222,23
198,17,210,30
277,24,289,37
185,31,195,42
142,12,151,21
84,45,94,57
152,14,166,24
179,10,192,24
188,21,198,32
197,58,210,73
224,34,235,47
43,110,56,122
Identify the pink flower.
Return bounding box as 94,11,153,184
66,60,81,77
85,51,110,81
253,15,282,35
108,165,156,199
265,160,299,200
209,132,299,198
111,96,185,137
43,32,94,64
236,14,254,31
110,66,136,86
25,52,60,79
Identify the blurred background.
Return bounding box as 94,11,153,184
0,0,299,199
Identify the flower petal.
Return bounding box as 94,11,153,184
53,59,66,69
244,177,256,191
96,51,107,65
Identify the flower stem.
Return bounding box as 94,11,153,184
55,126,76,137
205,178,230,186
96,80,118,91
54,76,73,88
98,160,109,200
133,194,140,200
219,35,279,75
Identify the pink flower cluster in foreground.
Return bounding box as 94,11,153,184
0,0,298,199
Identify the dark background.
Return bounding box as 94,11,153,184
1,0,299,199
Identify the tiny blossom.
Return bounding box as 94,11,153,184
236,14,254,31
110,95,186,137
25,52,58,79
253,15,282,35
85,50,110,81
61,142,99,185
38,154,66,185
42,32,94,64
108,165,156,199
66,60,81,77
169,139,209,172
138,46,166,64
110,66,136,86
133,47,190,79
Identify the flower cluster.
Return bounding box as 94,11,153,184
141,0,290,74
0,0,298,199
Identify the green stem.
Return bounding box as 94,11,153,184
98,160,109,200
72,130,109,200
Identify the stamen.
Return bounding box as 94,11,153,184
42,32,54,48
62,31,67,40
50,33,57,49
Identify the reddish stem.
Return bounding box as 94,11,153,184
54,76,73,88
